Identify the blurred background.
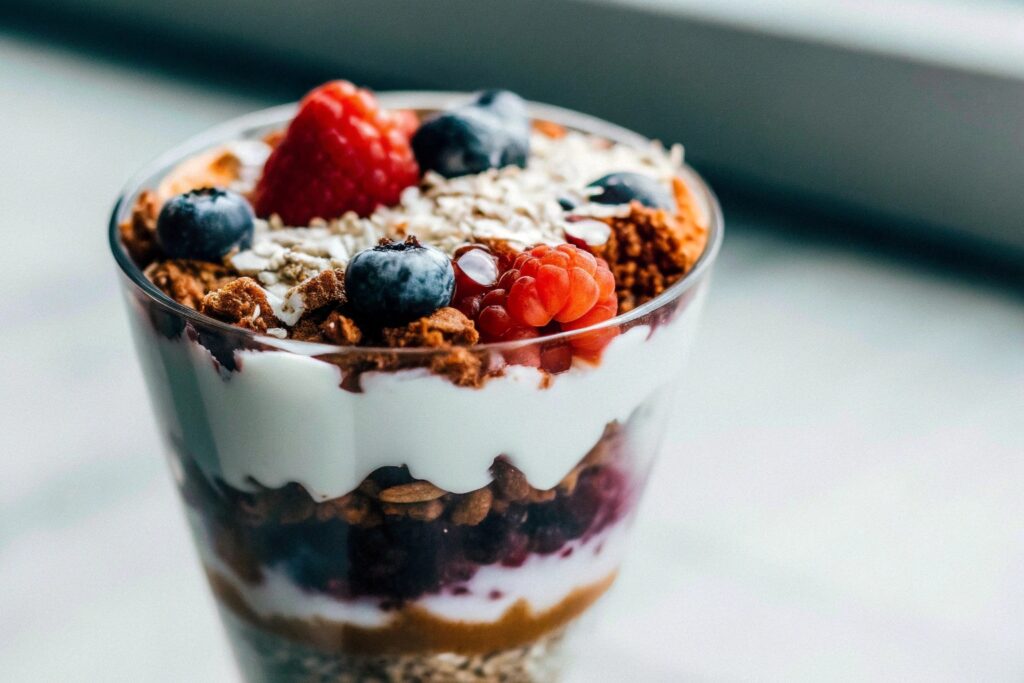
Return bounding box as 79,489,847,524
1,1,1022,681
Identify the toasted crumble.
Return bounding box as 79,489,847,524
319,309,484,390
427,347,485,388
274,267,348,327
320,311,363,345
119,190,161,266
381,307,479,348
144,259,235,309
291,310,363,345
290,268,346,313
383,308,484,387
200,277,282,333
591,177,708,312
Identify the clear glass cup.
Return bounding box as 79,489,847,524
110,94,723,683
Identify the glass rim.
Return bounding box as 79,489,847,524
108,91,724,356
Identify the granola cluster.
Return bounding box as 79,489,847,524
144,257,234,310
119,189,160,265
592,178,709,312
199,277,282,334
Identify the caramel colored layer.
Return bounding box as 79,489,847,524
207,567,616,656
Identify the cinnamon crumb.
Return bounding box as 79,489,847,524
200,277,282,333
291,268,347,314
287,315,323,342
119,190,161,266
319,309,485,390
376,308,485,386
320,311,362,345
429,347,484,388
290,309,362,345
591,177,708,311
382,307,480,348
144,259,235,309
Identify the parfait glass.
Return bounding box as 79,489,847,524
110,94,723,683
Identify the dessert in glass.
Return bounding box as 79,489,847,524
110,81,722,682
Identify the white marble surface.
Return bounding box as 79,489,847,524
1,29,1022,682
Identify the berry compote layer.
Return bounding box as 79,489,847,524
116,80,715,681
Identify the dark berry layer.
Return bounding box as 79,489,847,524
180,426,633,604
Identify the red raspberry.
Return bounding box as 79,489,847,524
453,243,619,363
451,243,620,365
252,81,419,225
505,244,616,328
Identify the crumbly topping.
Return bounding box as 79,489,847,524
320,311,362,345
381,309,484,387
591,177,708,312
288,268,346,313
229,130,683,294
425,347,485,388
381,307,479,348
144,258,235,309
318,309,484,390
267,267,348,326
290,310,363,345
120,190,161,265
200,277,282,333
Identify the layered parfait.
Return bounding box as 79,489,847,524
114,81,717,682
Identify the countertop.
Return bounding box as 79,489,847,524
1,29,1022,682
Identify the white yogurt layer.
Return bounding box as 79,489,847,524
193,510,631,628
131,286,706,499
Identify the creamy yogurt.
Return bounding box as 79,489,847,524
130,287,706,500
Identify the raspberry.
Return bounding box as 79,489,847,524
452,245,499,299
252,81,419,225
505,244,616,328
451,243,619,365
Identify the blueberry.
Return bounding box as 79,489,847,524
344,237,455,326
412,90,530,178
587,172,676,211
156,188,254,262
557,196,578,211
